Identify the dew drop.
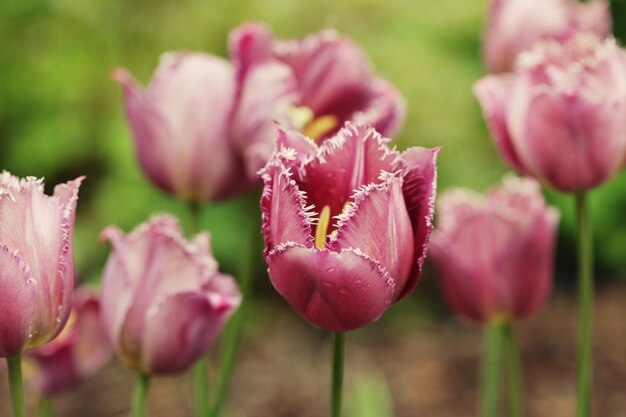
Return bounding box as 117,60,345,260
326,267,336,274
338,288,348,295
321,280,333,288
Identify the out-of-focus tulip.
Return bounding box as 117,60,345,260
483,0,611,73
100,215,241,375
230,23,406,177
475,35,626,193
29,288,111,395
112,54,250,202
259,123,438,332
0,172,82,358
430,177,559,323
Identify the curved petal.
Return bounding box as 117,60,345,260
31,343,78,394
73,293,111,377
266,243,394,332
0,245,37,356
140,292,222,374
228,22,274,83
396,146,439,299
354,78,406,139
299,124,399,222
329,175,413,300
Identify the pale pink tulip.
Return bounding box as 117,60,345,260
260,123,438,331
29,288,111,394
0,172,82,357
475,35,626,192
484,0,610,73
100,215,240,374
430,177,559,323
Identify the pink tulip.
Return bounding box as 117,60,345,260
259,123,438,332
483,0,611,73
230,23,406,177
430,177,559,323
0,172,82,357
100,215,241,374
475,35,626,192
29,288,111,395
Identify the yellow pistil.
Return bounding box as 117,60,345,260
303,114,339,142
315,205,332,249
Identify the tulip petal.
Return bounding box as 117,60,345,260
266,243,394,332
229,22,274,83
140,291,223,374
396,146,439,299
329,174,413,299
0,244,37,357
73,293,111,377
299,124,399,222
354,78,407,138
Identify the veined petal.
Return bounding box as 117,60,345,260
353,78,407,139
396,146,439,299
266,243,394,332
259,150,315,253
140,291,220,374
0,245,37,357
299,123,399,223
228,22,274,83
329,174,413,300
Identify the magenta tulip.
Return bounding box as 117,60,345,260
475,35,626,193
430,177,559,323
483,0,610,73
259,123,438,332
0,172,82,358
29,288,111,395
100,215,240,374
230,23,406,177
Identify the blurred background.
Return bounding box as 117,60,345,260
1,0,626,416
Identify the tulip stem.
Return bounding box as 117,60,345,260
192,357,210,417
7,356,26,417
504,324,523,417
37,396,53,417
130,372,150,417
481,322,505,417
330,332,346,417
575,192,593,417
209,192,260,417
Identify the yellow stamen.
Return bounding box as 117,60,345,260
289,106,315,130
315,205,332,249
304,114,339,142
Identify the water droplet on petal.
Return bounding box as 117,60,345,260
338,288,348,295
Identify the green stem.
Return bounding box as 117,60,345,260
130,372,150,417
504,324,523,417
209,201,259,417
480,322,505,417
575,192,593,417
37,396,53,417
7,356,26,417
192,357,210,417
330,332,346,417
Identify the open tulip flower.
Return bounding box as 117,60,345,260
259,123,439,332
483,0,610,73
29,288,111,396
475,34,626,193
100,215,241,375
0,172,83,358
430,176,559,323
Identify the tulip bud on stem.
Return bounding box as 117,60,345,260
481,322,505,417
330,332,346,417
575,193,593,417
130,372,150,417
7,355,26,417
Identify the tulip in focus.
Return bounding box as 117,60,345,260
230,23,406,178
430,176,559,323
28,288,111,395
475,34,626,193
259,123,438,332
0,171,82,357
483,0,610,73
100,215,241,374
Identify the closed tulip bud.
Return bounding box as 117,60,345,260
100,215,241,375
259,123,439,332
475,35,626,192
430,177,559,323
0,172,82,357
29,288,111,395
484,0,610,73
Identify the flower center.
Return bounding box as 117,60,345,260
315,205,331,249
290,106,338,142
